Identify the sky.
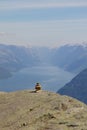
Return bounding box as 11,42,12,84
0,0,87,47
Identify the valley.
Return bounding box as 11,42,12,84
0,43,87,93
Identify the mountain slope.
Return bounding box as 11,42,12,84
0,43,87,74
58,68,87,104
0,90,87,130
52,44,87,73
0,44,39,79
32,44,87,73
0,44,38,71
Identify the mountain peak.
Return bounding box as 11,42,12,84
0,90,87,130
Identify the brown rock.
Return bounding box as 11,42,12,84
35,83,42,92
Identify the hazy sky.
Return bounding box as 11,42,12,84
0,0,87,47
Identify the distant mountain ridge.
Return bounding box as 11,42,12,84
29,43,87,73
58,68,87,104
0,43,87,81
0,44,38,70
0,44,39,79
31,44,87,73
52,44,87,73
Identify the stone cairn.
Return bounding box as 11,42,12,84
35,83,42,92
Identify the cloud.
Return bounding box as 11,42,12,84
0,1,87,11
0,18,87,47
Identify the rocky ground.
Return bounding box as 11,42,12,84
0,90,87,130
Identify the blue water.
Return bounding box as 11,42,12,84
0,65,75,92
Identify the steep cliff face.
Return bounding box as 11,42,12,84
58,68,87,104
0,90,87,130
